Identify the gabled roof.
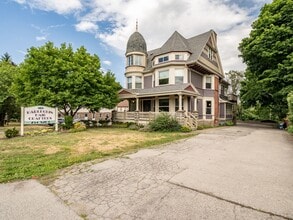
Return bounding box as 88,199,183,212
186,30,213,63
145,30,215,71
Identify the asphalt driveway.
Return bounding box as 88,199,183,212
1,123,292,219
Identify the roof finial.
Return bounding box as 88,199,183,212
136,19,138,32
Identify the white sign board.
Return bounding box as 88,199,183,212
24,106,56,125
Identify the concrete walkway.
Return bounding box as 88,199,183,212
1,123,292,219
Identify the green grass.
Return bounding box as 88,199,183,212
0,126,195,183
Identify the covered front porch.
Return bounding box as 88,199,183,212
115,84,199,129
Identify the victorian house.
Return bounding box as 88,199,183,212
114,28,236,128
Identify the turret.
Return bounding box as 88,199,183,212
125,23,147,89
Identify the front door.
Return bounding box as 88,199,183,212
142,100,152,112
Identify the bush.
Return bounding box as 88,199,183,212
149,113,181,132
180,126,192,132
287,92,293,124
5,127,19,138
225,121,234,126
287,125,293,133
70,121,86,132
63,115,73,130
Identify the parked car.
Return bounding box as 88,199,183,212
48,118,64,126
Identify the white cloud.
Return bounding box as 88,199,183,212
76,0,254,72
75,21,98,33
17,0,82,14
14,0,26,4
15,0,272,73
102,60,112,66
36,36,46,41
17,50,27,55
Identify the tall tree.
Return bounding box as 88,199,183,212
13,42,121,116
1,52,16,66
239,0,293,119
0,61,18,126
225,70,244,95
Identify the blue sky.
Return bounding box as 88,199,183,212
0,0,271,85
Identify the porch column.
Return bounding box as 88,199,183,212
194,97,197,111
155,97,159,112
136,98,139,111
179,94,183,111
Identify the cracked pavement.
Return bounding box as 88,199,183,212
47,123,293,220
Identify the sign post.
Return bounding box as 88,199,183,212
20,106,24,136
55,107,58,132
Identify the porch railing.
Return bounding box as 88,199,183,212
113,111,198,129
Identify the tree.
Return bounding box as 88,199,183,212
13,42,121,117
239,0,293,119
1,52,16,66
0,61,18,126
225,70,244,95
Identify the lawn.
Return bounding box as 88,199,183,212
0,125,195,183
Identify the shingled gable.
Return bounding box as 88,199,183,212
159,31,191,54
186,30,213,63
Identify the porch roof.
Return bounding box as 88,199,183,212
119,83,199,99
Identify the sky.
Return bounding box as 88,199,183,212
0,0,272,86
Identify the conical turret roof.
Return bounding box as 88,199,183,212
126,31,147,54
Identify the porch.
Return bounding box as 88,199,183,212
112,110,198,129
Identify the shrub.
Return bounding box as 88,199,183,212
180,126,192,132
149,113,181,132
5,127,19,138
63,115,73,130
287,92,293,124
71,122,87,132
287,125,293,133
225,121,234,126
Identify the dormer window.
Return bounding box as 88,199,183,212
158,56,169,63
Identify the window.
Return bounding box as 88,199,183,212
135,76,142,89
175,54,184,60
158,56,169,63
134,55,142,65
127,56,133,66
208,47,213,60
175,69,184,84
221,85,227,96
159,99,169,112
159,70,169,85
206,101,212,115
206,76,212,89
127,55,142,66
127,77,132,89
